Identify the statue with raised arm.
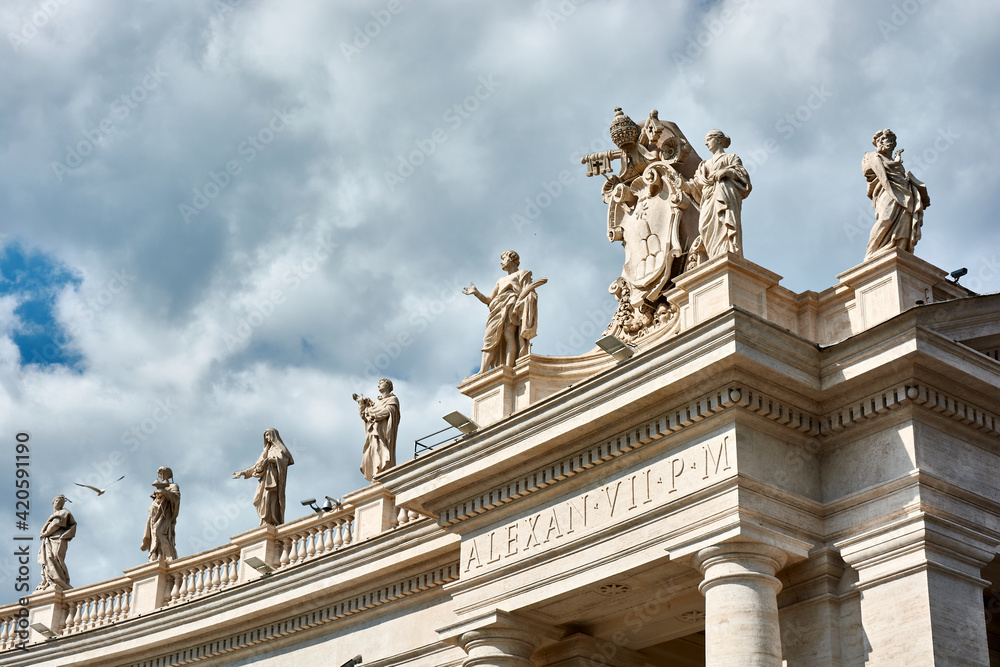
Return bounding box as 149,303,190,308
581,108,702,342
862,129,929,261
464,250,547,373
233,428,294,526
36,495,76,591
684,130,752,266
141,466,180,561
353,378,400,481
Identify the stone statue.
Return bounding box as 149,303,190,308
684,130,752,266
862,129,930,260
233,428,294,526
582,108,703,342
353,378,400,481
141,466,180,561
464,250,546,373
36,495,76,591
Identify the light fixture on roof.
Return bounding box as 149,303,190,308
443,411,478,434
339,657,363,667
244,556,274,575
596,334,634,362
950,267,969,283
30,622,56,639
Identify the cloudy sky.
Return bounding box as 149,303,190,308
1,0,998,595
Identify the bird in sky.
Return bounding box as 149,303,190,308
75,476,125,497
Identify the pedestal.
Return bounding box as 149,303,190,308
343,482,396,542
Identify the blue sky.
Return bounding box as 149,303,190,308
1,0,999,593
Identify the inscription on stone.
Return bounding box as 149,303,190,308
463,436,732,573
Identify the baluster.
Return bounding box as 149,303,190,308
179,571,190,601
396,506,407,527
228,556,239,585
408,509,420,522
73,600,84,631
332,519,343,549
122,588,132,618
291,535,302,564
194,566,207,598
110,591,121,622
211,560,222,591
279,538,291,567
320,523,332,553
306,529,317,559
169,574,182,603
1,619,10,647
95,595,108,626
81,599,92,631
65,601,78,633
344,516,354,545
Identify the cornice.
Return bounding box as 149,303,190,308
434,381,1000,529
124,561,461,667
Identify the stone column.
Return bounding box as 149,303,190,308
439,610,558,667
693,541,788,667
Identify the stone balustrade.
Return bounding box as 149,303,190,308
5,483,408,645
61,578,133,635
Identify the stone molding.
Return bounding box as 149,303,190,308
124,561,460,667
436,381,1000,527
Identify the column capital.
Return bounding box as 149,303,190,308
439,610,559,667
694,540,789,595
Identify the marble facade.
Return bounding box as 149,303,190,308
6,245,1000,666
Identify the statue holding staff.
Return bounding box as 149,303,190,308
464,250,546,373
862,128,929,260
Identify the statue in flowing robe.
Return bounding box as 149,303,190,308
36,495,76,591
354,378,400,481
141,466,180,561
464,250,546,373
233,428,294,526
684,130,752,265
862,128,929,260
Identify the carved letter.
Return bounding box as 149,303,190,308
543,509,563,543
704,436,731,479
507,524,519,556
566,495,587,534
487,531,501,564
604,481,622,516
524,514,542,550
670,457,684,492
628,474,638,510
465,539,482,571
643,469,653,504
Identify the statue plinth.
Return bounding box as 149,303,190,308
124,559,172,615
26,588,65,644
231,524,280,584
831,248,967,340
459,355,571,428
343,482,396,541
665,252,784,334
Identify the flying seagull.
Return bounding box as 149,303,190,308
75,476,125,497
